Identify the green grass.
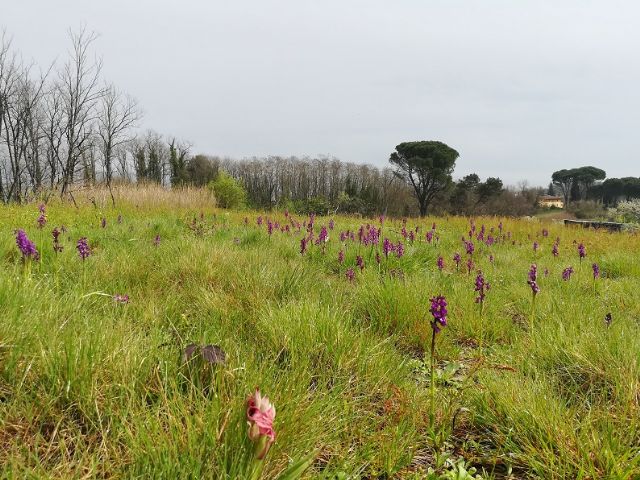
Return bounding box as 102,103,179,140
1,199,639,479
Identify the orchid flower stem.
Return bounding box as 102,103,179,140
39,230,44,268
478,302,484,351
429,325,436,431
249,460,264,480
530,294,536,334
24,259,31,281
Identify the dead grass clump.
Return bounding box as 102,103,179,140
42,183,217,210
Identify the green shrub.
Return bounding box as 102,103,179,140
208,171,247,209
568,200,607,219
291,196,331,215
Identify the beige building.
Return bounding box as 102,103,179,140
538,195,564,209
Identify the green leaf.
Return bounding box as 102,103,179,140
276,451,318,480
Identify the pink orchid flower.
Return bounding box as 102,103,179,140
246,389,276,460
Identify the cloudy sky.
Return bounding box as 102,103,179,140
4,0,639,185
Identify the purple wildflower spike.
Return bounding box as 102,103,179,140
578,243,586,261
52,227,63,253
527,264,540,295
562,266,574,281
466,258,474,275
345,267,355,282
474,271,490,303
77,237,91,261
465,240,474,256
453,253,461,270
16,229,39,260
37,211,47,229
429,295,448,333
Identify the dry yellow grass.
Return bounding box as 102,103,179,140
40,183,217,210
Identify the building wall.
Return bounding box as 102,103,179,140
539,199,564,208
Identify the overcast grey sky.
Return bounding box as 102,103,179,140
4,0,639,185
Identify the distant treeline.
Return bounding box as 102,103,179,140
2,29,635,216
593,177,640,204
156,153,542,217
551,167,640,207
118,147,640,216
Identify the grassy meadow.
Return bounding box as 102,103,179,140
1,189,639,479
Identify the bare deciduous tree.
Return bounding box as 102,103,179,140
97,84,139,205
0,31,20,201
57,27,104,200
